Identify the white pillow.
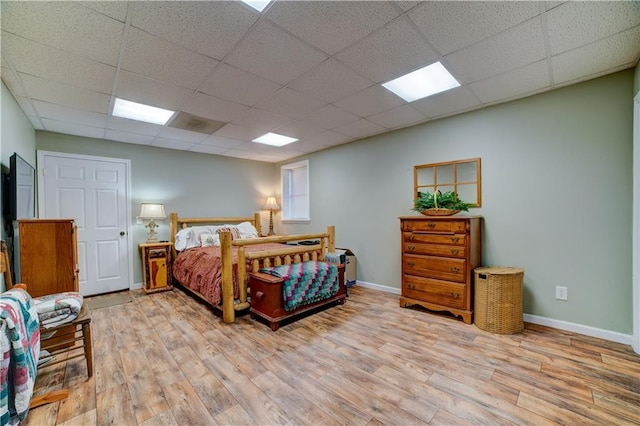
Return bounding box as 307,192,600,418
174,228,194,251
200,233,220,247
175,225,220,251
236,221,259,239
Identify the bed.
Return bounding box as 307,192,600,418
169,212,344,324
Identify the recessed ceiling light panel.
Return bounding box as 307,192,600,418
252,132,298,147
113,98,175,125
382,62,460,102
241,0,271,12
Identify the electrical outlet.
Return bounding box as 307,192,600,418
555,286,568,301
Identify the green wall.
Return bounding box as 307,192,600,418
36,132,278,284
281,70,634,335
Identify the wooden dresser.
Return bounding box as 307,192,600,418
399,215,482,324
19,219,79,297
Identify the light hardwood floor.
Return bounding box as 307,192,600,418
25,285,640,425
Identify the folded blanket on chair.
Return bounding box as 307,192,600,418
260,261,340,312
1,288,40,426
32,292,83,329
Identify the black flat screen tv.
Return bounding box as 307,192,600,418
8,153,36,220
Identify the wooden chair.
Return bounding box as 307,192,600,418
1,240,93,408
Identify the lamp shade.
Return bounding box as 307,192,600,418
262,197,279,211
139,203,166,219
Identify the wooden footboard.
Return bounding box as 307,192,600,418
169,212,336,324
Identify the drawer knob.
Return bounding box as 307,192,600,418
256,291,264,300
408,234,415,241
451,237,459,243
451,249,459,255
428,223,436,228
408,245,415,252
450,267,459,273
450,292,459,299
407,262,415,268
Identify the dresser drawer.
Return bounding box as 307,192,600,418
403,242,466,258
403,254,466,283
404,232,466,246
403,275,466,309
402,220,466,234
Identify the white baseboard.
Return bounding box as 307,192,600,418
353,281,633,346
131,282,143,290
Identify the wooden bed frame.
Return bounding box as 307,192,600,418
169,213,336,324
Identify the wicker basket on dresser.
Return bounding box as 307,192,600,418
399,215,482,324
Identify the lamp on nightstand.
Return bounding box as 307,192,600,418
139,203,166,243
262,197,279,236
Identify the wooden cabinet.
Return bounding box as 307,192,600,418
399,216,482,324
19,219,79,298
140,242,173,294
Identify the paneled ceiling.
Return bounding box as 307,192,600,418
2,1,639,163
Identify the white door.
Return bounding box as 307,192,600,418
38,151,132,296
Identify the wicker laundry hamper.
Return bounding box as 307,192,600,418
474,267,524,334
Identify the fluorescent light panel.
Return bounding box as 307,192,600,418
242,0,271,12
113,98,175,125
252,132,298,147
382,62,460,102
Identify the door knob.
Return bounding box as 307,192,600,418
120,231,126,236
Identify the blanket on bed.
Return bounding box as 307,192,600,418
260,261,340,311
1,288,40,426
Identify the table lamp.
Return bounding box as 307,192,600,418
139,203,166,243
262,197,279,236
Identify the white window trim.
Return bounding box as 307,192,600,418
281,159,310,223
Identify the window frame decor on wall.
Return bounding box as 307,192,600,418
281,159,310,222
414,157,482,207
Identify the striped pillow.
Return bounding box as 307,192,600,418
216,226,241,240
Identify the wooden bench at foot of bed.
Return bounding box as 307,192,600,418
249,264,346,331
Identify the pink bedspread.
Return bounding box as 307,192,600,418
173,243,293,307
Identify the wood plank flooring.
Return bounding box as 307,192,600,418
25,285,640,425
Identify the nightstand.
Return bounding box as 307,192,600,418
139,242,173,294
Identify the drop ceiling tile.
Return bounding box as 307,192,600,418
225,20,327,85
336,17,438,84
156,126,209,144
19,73,110,114
266,1,399,55
152,138,197,151
116,71,193,111
14,96,37,117
26,115,44,130
190,144,230,155
106,116,164,137
1,1,124,65
333,119,385,139
334,85,404,118
256,87,326,120
411,86,480,119
252,153,296,163
33,100,108,128
181,92,249,123
122,28,219,90
224,149,262,160
302,104,360,130
552,27,640,85
79,1,128,22
234,141,270,154
546,1,640,55
199,64,283,107
273,120,326,141
2,32,115,94
395,1,422,13
41,118,105,139
469,60,550,104
214,123,266,141
105,130,155,146
1,66,27,97
130,2,257,60
230,108,292,131
367,104,426,129
409,1,540,55
445,17,546,83
313,130,353,146
288,59,373,103
199,135,245,149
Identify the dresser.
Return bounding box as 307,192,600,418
399,216,482,324
19,219,79,298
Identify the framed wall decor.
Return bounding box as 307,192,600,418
414,157,481,207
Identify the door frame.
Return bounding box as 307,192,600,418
633,92,640,354
36,150,134,292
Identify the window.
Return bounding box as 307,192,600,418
281,160,310,222
414,158,481,207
